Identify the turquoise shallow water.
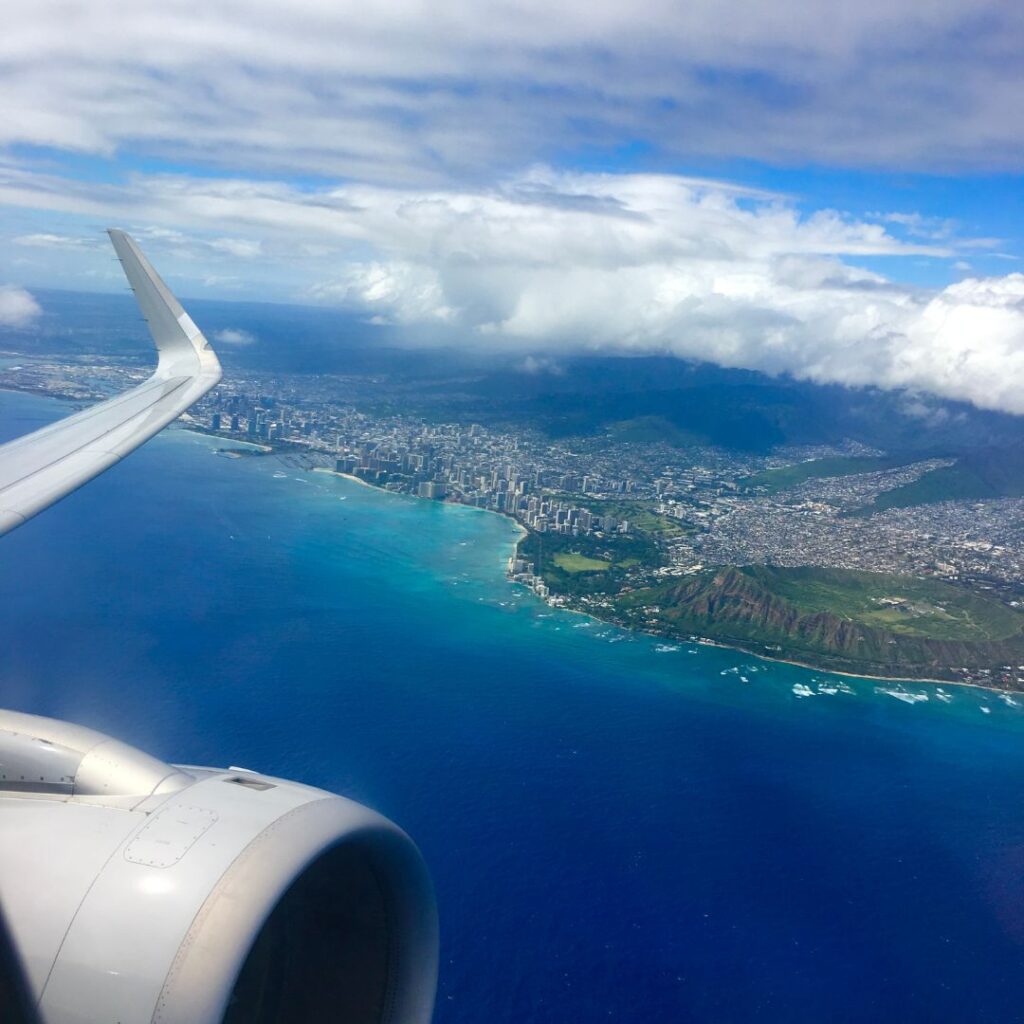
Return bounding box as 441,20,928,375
3,388,1024,1022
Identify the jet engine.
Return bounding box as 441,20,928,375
0,709,438,1024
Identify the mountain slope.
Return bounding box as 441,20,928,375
617,566,1024,682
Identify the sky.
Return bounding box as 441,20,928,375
2,1,1024,413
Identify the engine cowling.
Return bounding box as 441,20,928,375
0,709,438,1024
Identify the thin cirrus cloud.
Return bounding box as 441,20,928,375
1,1,1023,180
14,232,100,250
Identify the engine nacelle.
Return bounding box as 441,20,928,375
0,710,438,1024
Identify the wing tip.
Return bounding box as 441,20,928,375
105,229,223,382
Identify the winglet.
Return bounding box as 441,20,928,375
107,229,222,384
0,231,223,537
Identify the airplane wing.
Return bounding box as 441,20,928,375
0,234,439,1022
0,229,222,536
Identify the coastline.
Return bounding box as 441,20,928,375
3,390,1004,693
314,466,528,549
183,427,272,452
605,610,1007,691
664,634,976,690
509,578,964,688
313,462,1019,695
312,466,379,490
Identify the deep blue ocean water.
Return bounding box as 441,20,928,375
4,388,1024,1022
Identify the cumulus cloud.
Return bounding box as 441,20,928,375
2,163,1024,416
0,286,41,327
212,328,256,346
1,2,1023,181
2,5,1019,418
298,170,1024,415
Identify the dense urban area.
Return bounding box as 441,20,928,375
7,353,1024,688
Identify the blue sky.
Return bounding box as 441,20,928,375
2,1,1024,413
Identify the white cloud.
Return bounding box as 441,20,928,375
13,232,97,249
0,286,41,327
1,2,1023,181
212,327,256,346
209,237,262,259
298,171,1024,415
3,164,1024,416
519,355,564,375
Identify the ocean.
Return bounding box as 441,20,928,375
3,387,1024,1023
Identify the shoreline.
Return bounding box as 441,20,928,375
312,467,379,491
183,427,273,452
313,462,1020,696
7,390,1008,695
314,466,528,552
600,612,1007,692
507,562,1019,698
550,593,1017,693
664,635,981,691
513,582,971,689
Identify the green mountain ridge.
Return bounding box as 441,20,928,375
617,566,1024,683
866,447,1024,512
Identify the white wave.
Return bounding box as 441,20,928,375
877,687,928,704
